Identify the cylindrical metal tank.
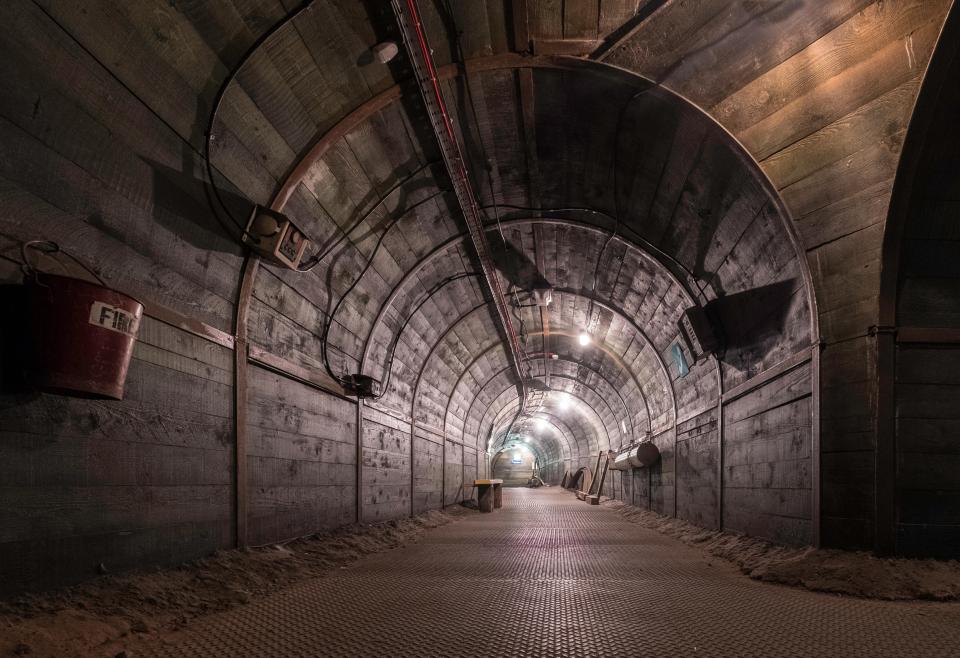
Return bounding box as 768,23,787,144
609,442,660,470
28,273,143,399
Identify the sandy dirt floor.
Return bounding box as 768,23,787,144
0,508,472,658
604,498,960,601
5,494,960,657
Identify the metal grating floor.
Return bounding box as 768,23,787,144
136,489,960,657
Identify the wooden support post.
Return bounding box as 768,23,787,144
234,342,248,548
357,398,364,524
647,467,652,511
588,458,609,505
511,0,529,53
673,428,678,518
716,358,724,530
811,344,822,548
873,326,897,555
410,418,415,517
588,452,603,496
233,255,260,549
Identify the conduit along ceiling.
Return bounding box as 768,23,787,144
230,3,814,490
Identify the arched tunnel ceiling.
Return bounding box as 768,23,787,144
262,52,812,469
135,0,822,474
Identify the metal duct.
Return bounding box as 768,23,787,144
609,443,660,470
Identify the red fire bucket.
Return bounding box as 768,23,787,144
28,273,143,400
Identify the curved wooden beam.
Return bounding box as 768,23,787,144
482,370,611,457
527,328,650,434
462,346,645,455
364,219,682,418
465,362,599,458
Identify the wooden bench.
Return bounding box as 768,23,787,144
472,479,503,512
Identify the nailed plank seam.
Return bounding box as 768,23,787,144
247,343,350,400
721,347,816,404
144,302,235,350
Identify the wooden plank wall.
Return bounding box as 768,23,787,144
444,437,465,507
896,346,960,556
599,0,953,551
413,431,443,514
0,315,235,595
723,363,813,546
464,445,479,492
361,405,411,522
0,0,393,594
648,428,676,517
614,359,814,548
0,1,248,594
626,459,651,508
246,366,356,546
675,408,719,530
891,43,960,557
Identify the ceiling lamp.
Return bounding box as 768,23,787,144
578,331,591,346
372,41,399,63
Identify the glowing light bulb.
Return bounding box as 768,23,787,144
556,394,569,411
537,418,548,431
578,331,591,346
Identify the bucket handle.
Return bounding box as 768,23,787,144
21,240,107,286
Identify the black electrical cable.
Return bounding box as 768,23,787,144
476,203,700,287
320,188,453,385
440,0,508,244
588,84,659,323
19,240,107,286
439,0,535,395
202,0,316,241
297,160,442,271
372,271,481,399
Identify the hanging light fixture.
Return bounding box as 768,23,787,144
578,330,591,346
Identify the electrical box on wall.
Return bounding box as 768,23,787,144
343,374,381,398
532,287,553,307
243,206,311,269
679,305,721,358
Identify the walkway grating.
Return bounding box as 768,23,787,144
137,488,960,657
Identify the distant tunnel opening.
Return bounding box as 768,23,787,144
490,445,536,487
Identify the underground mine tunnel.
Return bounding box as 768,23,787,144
2,0,960,656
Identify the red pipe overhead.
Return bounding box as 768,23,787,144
392,0,528,390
